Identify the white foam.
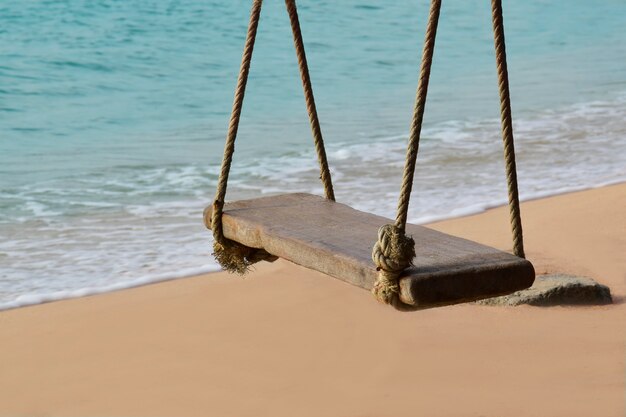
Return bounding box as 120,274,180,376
408,177,626,225
0,265,221,311
2,93,625,310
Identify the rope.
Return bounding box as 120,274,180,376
285,0,335,201
211,0,337,273
491,0,525,258
372,0,441,305
211,0,269,273
210,0,526,294
394,0,442,232
371,224,415,306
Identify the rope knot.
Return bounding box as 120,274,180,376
371,224,415,305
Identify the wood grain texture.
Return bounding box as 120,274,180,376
205,193,534,308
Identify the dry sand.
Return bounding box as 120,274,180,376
1,184,624,416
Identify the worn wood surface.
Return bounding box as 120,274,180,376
205,193,535,308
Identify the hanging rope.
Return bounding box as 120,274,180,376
372,0,442,306
212,0,271,273
372,0,527,305
491,0,525,259
212,0,337,273
211,0,526,292
286,0,335,201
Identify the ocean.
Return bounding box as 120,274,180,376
1,0,625,309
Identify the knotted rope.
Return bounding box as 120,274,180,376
372,0,526,305
372,0,441,305
212,0,335,272
372,225,416,305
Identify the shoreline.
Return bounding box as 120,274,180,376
1,182,624,416
407,177,626,225
2,180,624,312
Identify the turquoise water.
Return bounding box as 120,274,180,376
1,0,625,308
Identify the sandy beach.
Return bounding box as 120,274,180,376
1,183,624,416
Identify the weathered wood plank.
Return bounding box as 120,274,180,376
205,193,535,308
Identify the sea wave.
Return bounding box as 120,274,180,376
1,94,625,310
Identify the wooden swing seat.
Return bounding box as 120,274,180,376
204,193,535,308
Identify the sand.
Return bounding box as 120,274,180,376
1,184,624,417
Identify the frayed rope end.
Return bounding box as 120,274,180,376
213,239,277,275
213,239,257,274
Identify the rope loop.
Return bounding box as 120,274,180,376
371,224,415,305
210,0,337,274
